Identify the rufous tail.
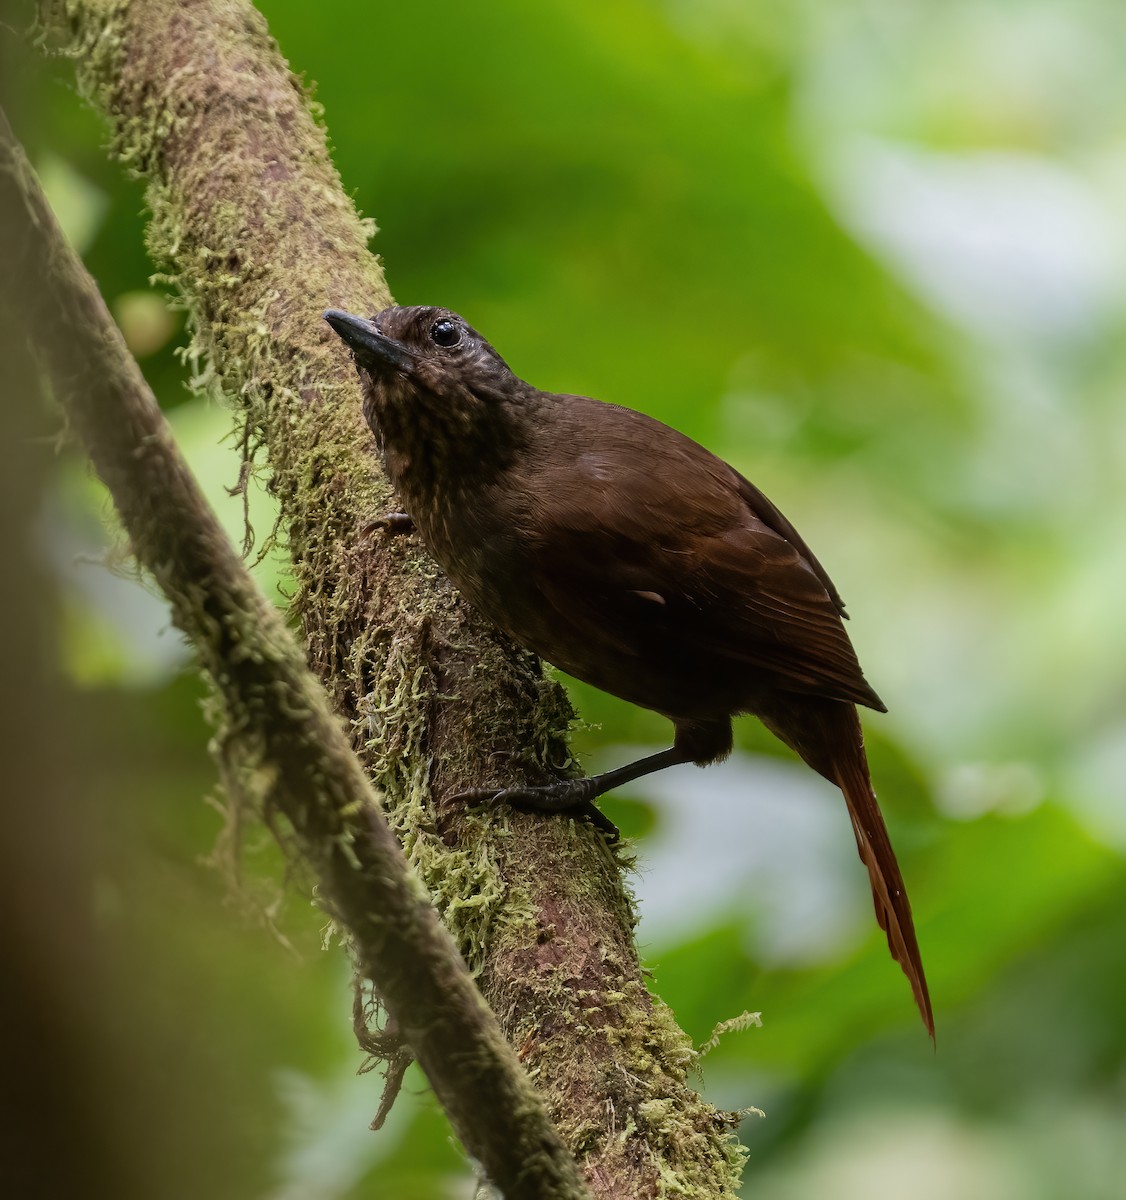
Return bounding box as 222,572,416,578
761,697,934,1039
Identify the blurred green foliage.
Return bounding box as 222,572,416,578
8,0,1126,1196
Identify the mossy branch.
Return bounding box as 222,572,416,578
0,105,591,1200
31,0,748,1194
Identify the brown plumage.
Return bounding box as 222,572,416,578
324,303,934,1037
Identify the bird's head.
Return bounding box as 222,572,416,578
323,305,524,465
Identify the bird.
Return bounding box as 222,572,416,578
324,303,934,1037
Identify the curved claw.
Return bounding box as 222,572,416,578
447,779,619,841
360,511,415,538
525,781,600,810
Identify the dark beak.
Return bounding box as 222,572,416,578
323,309,415,374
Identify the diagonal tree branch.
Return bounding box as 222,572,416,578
0,104,590,1200
32,1,747,1194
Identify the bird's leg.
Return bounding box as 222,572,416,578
449,746,691,839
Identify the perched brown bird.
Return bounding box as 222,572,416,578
325,304,933,1037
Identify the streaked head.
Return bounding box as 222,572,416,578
324,304,529,484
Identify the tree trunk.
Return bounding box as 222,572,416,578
36,1,746,1194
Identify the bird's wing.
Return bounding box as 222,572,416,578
521,407,883,710
732,471,848,617
684,516,884,709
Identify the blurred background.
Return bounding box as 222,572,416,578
4,0,1126,1196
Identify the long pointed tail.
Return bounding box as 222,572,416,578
832,714,934,1039
760,697,934,1039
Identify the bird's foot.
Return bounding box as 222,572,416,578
361,511,414,538
450,778,619,841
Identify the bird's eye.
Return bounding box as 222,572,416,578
430,318,461,348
